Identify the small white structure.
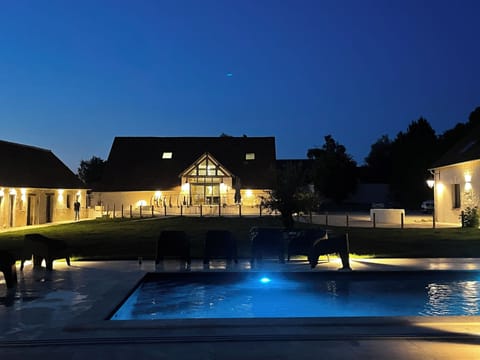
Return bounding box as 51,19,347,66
370,208,405,224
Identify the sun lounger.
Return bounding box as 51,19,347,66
203,230,238,264
250,227,286,264
0,251,17,288
308,233,351,270
21,234,71,271
287,228,328,261
155,230,191,268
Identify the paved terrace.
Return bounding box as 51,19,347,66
0,215,478,359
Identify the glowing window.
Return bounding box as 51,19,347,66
245,153,255,160
162,152,173,159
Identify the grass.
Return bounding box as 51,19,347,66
1,216,480,260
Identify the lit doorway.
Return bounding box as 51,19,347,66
46,194,53,223
180,153,232,206
27,194,37,225
9,194,15,227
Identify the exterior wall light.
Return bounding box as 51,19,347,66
245,189,253,198
464,173,472,192
9,188,16,195
58,189,64,202
181,182,190,192
426,179,435,189
436,182,445,194
220,182,227,194
21,188,26,202
154,191,162,199
0,188,4,197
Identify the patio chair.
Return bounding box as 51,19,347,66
287,228,328,261
308,233,351,271
203,230,238,265
155,230,191,268
250,227,286,265
0,250,17,288
21,234,71,271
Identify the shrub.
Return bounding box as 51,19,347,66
461,206,479,228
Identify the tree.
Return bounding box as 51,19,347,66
468,106,480,125
77,156,106,186
261,161,319,229
307,135,358,204
437,122,468,157
364,135,393,183
389,117,437,208
437,105,480,158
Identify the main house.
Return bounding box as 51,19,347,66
0,140,87,229
429,125,480,224
92,136,277,216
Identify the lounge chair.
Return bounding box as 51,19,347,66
203,230,238,265
0,250,17,288
308,233,351,271
250,227,286,264
287,228,327,261
155,230,191,269
21,234,71,271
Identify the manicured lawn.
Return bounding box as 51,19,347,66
0,216,479,259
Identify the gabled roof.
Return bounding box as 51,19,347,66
0,140,85,189
97,137,277,191
431,125,480,169
180,152,234,178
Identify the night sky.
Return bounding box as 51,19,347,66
1,0,479,172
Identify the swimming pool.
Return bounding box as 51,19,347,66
110,271,480,320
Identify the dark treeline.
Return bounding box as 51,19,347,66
290,106,480,212
362,106,480,209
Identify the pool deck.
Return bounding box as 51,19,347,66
1,258,480,359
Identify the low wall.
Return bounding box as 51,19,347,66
370,208,405,224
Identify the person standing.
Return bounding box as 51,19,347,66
74,200,80,221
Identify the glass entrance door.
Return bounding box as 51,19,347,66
191,183,220,205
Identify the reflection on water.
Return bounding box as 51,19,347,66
423,281,479,316
111,273,480,320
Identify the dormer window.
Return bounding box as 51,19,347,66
162,152,173,159
245,152,255,160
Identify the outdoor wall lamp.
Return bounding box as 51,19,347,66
57,189,64,202
426,178,434,189
464,173,472,192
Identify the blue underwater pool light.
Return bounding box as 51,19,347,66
260,276,271,284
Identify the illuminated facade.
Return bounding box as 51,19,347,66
429,127,480,224
92,137,276,216
0,140,87,229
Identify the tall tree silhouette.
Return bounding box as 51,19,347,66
307,135,357,203
77,156,106,187
390,117,437,208
364,135,393,183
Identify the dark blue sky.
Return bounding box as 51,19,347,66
1,0,479,171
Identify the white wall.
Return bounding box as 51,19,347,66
433,159,480,224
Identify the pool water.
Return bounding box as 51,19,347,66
110,271,480,320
